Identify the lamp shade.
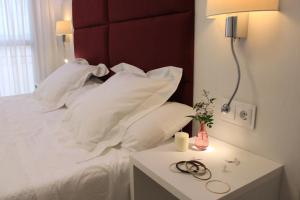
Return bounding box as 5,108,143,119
56,20,72,35
206,0,279,17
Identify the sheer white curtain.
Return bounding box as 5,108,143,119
30,0,64,84
0,0,35,96
0,0,63,97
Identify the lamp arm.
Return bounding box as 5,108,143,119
221,38,241,113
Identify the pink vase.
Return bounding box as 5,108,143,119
194,122,209,150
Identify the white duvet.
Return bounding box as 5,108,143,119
0,95,131,200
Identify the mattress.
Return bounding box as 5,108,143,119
0,95,131,200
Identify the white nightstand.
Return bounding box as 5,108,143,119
130,137,283,200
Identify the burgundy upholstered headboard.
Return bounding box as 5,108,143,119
72,0,195,133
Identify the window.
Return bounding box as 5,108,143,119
0,0,35,96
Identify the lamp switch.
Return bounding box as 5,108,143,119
220,98,256,130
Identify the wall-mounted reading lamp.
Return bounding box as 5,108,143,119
56,20,73,63
206,0,279,113
56,20,72,42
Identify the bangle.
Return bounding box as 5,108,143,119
192,168,212,180
176,161,199,174
169,162,182,173
170,160,212,181
205,179,231,194
185,161,207,175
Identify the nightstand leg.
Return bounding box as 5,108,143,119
130,163,135,200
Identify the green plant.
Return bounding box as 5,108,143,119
188,90,216,128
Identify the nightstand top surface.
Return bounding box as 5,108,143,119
131,137,282,200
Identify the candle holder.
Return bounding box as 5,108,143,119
175,132,189,152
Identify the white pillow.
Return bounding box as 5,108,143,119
59,64,182,153
65,79,102,108
111,62,145,75
121,102,195,151
33,58,109,110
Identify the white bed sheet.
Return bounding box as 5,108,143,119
0,95,131,200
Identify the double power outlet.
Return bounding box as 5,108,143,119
220,98,256,130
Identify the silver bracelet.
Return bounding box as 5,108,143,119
205,179,231,194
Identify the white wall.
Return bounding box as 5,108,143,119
194,1,300,200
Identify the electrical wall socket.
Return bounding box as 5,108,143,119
220,98,256,130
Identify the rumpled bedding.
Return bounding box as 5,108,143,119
0,95,130,200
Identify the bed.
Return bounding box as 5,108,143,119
0,94,131,200
0,0,194,200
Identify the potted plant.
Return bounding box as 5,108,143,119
188,90,216,150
